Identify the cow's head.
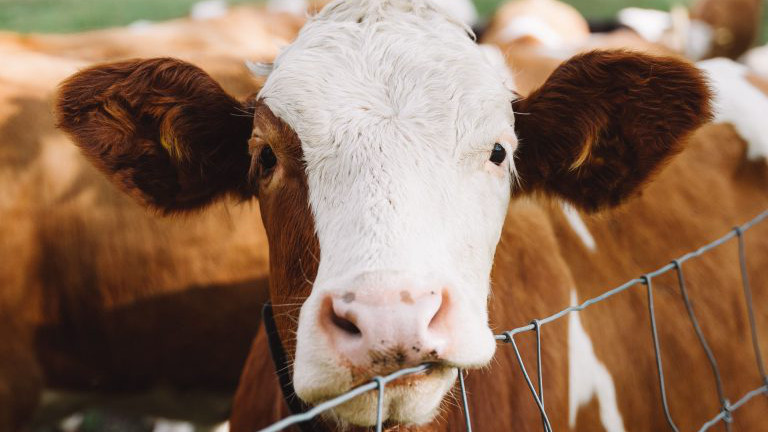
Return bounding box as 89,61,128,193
56,0,710,426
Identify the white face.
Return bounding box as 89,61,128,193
259,0,517,425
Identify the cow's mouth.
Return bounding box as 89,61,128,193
318,364,458,427
347,361,442,389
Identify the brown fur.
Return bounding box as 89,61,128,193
514,50,712,212
692,0,764,59
0,73,272,427
552,122,768,430
0,319,42,432
0,7,308,427
56,58,256,212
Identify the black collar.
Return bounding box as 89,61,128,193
262,302,326,432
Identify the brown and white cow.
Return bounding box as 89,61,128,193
55,0,768,430
0,6,312,429
612,0,763,61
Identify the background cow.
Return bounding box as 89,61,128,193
0,6,299,431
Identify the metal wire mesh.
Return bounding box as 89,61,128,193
257,209,768,432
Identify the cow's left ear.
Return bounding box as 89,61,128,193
513,50,712,212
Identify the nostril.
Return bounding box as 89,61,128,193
330,307,362,336
427,290,450,331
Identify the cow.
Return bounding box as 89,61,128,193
482,0,590,50
0,5,312,430
54,0,768,430
689,0,764,60
483,0,765,65
612,0,764,61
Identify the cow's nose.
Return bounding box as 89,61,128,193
322,288,452,368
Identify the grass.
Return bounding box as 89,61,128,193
0,0,256,33
0,0,765,42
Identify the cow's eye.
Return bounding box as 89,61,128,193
490,143,506,165
259,145,277,175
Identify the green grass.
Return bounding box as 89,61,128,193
0,0,765,43
0,0,257,33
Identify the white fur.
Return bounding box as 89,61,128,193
742,43,768,79
59,414,84,432
568,291,626,431
617,7,714,61
267,0,477,26
212,421,230,432
433,0,478,28
259,0,515,425
245,60,274,77
267,0,310,15
477,44,517,91
153,419,194,432
498,16,565,48
190,0,228,20
618,7,671,43
698,58,768,160
685,20,714,61
562,203,596,251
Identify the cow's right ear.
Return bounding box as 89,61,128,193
56,57,256,213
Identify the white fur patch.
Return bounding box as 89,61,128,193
190,0,228,20
742,43,768,79
245,60,274,77
618,7,671,43
684,20,714,61
698,58,768,160
267,0,309,16
477,44,517,92
260,0,514,424
561,203,596,251
59,414,84,432
498,16,564,48
213,421,230,432
153,419,194,432
569,291,626,431
617,7,714,61
433,0,478,28
266,0,477,26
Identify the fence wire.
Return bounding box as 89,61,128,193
258,209,768,432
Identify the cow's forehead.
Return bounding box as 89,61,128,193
258,0,515,163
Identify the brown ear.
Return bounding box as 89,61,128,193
56,57,255,213
513,50,712,212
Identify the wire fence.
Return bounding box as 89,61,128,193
258,209,768,432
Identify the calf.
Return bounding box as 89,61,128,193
56,0,768,430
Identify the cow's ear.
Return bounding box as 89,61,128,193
512,50,712,212
56,57,256,213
